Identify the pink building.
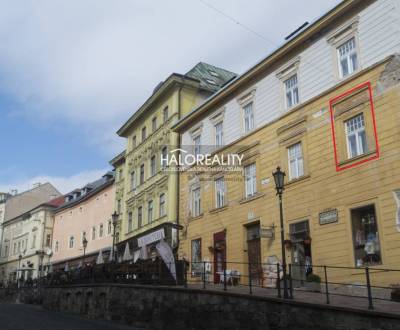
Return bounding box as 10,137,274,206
51,172,115,269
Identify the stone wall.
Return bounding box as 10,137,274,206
36,284,400,330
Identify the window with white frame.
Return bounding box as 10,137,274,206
288,142,304,180
69,236,74,249
215,177,226,208
394,190,400,232
159,193,166,217
215,121,223,147
345,113,367,158
244,163,257,198
151,155,156,176
285,74,299,108
92,226,96,240
337,37,358,78
191,187,201,217
243,102,254,133
99,223,104,237
148,200,153,223
140,164,145,184
193,135,201,156
138,206,143,228
128,212,133,232
130,171,136,191
161,147,168,168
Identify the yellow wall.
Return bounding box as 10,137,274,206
178,59,400,286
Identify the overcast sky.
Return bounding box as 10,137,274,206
0,0,341,194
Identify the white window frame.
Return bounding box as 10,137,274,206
148,200,153,223
69,236,74,249
128,212,133,232
393,190,400,232
159,193,166,217
244,163,257,198
345,114,367,158
151,155,156,176
215,177,226,208
193,135,201,157
284,74,299,109
191,187,201,217
214,121,224,147
288,142,304,180
337,37,358,78
243,102,254,133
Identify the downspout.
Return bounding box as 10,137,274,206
176,83,183,253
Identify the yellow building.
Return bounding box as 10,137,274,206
173,0,400,288
110,63,236,259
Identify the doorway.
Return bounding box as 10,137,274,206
246,223,262,285
289,220,312,287
213,231,226,284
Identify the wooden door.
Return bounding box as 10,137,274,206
247,238,262,285
213,231,226,284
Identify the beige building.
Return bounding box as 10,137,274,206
111,62,236,259
174,0,400,287
50,172,115,269
0,184,62,284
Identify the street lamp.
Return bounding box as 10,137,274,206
272,166,289,299
111,211,119,263
18,254,22,287
35,250,45,279
82,237,88,264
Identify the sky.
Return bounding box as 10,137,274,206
0,0,341,194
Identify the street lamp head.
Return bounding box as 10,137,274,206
272,166,286,195
111,211,119,224
82,237,88,249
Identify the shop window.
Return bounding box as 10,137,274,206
351,205,381,266
191,238,202,276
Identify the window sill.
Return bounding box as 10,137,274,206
338,150,377,167
189,213,204,221
285,174,311,187
239,192,265,204
209,205,228,214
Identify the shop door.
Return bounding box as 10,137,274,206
213,231,226,284
247,224,262,285
289,220,312,287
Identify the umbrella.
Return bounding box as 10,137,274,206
133,250,140,263
64,262,69,272
108,248,114,263
48,264,53,273
122,242,132,261
96,250,104,265
77,261,83,268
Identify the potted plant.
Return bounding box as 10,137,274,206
303,235,312,245
390,284,400,302
305,273,321,292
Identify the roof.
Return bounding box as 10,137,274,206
4,183,61,222
172,0,361,132
55,172,115,212
109,150,126,167
116,62,236,137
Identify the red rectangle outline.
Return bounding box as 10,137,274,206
329,81,380,172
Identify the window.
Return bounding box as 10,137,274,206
243,102,254,133
46,234,51,247
82,231,86,244
151,155,156,176
128,212,133,232
132,135,136,149
161,147,168,168
55,241,59,253
244,163,257,198
69,236,74,249
191,239,202,276
215,121,223,147
138,206,143,228
92,226,96,240
99,223,104,237
142,126,147,141
288,143,304,180
117,199,122,214
194,135,201,157
215,177,226,208
31,234,36,249
191,187,201,217
140,164,145,184
148,200,153,223
159,193,166,217
130,171,136,191
152,116,157,132
285,74,299,108
163,106,169,123
108,220,112,235
338,37,358,78
345,114,367,158
351,205,381,266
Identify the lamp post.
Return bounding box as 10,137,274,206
17,254,22,287
82,237,88,265
272,166,289,299
35,249,45,279
111,211,119,263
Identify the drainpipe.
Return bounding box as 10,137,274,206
176,83,183,253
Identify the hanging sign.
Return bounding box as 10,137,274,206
319,209,338,225
260,228,274,239
138,228,165,247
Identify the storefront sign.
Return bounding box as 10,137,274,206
138,228,165,247
319,209,338,225
260,228,274,239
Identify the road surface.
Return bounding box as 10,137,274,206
0,303,143,330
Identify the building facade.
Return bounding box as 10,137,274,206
111,62,236,260
174,0,400,286
50,173,115,269
0,183,62,284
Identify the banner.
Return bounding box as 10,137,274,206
156,239,176,281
